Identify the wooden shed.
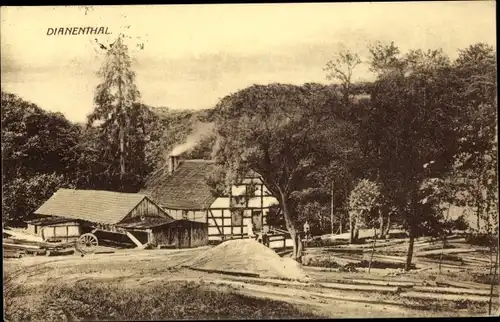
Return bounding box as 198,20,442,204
117,219,208,249
25,217,81,242
32,188,208,249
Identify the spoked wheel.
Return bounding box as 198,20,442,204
76,233,98,254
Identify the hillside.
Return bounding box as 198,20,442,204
143,105,216,170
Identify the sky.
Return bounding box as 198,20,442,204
1,2,496,123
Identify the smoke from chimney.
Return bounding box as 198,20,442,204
168,155,179,175
170,122,215,156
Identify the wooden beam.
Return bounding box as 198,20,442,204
126,231,144,248
209,209,223,236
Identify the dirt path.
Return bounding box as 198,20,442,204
4,247,497,318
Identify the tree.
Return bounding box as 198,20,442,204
212,83,358,260
87,34,145,191
348,179,382,243
324,49,362,112
1,91,80,225
3,173,74,225
363,44,462,271
452,43,497,232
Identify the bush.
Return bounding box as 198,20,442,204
301,256,340,268
306,238,348,248
465,233,497,247
451,215,469,231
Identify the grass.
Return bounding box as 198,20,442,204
4,279,322,321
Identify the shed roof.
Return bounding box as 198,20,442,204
34,189,152,225
117,217,175,229
25,216,76,226
141,160,217,210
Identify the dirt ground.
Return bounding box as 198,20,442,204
4,243,498,320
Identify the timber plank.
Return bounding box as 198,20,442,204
318,282,400,293
413,286,497,296
400,291,495,303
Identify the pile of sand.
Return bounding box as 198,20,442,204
185,239,309,281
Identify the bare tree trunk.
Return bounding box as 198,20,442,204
488,243,499,315
379,210,384,238
369,227,377,273
279,191,302,262
384,213,391,239
297,232,304,262
349,211,357,244
439,206,452,275
405,225,415,271
119,126,125,175
289,229,297,259
438,233,447,275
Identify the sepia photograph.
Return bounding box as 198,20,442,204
1,2,498,320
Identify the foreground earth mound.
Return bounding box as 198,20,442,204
185,239,309,281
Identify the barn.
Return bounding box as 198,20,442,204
141,156,293,248
32,188,208,248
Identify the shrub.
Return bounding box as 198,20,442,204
465,233,497,247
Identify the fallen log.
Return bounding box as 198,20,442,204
318,282,400,293
400,291,495,303
416,248,477,257
222,274,312,286
3,243,41,250
435,280,492,290
346,278,415,288
46,249,75,257
184,266,260,278
3,251,23,259
213,279,405,307
413,285,497,296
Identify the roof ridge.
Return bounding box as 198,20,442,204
180,159,214,163
56,188,147,196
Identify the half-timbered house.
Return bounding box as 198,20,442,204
142,156,291,247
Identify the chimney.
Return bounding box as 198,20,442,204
168,155,179,175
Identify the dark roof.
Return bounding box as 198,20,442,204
25,216,76,226
117,217,175,229
34,189,152,225
141,160,217,210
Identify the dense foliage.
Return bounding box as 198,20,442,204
1,91,211,225
1,41,496,270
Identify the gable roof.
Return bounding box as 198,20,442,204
141,160,217,210
34,189,154,225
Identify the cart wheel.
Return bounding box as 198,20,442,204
76,233,98,254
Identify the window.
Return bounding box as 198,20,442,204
182,210,188,219
34,225,38,235
231,195,247,208
252,210,263,230
231,209,243,226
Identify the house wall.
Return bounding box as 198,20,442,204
151,225,177,247
190,222,209,247
125,197,169,221
167,209,206,223
161,176,279,242
150,222,208,248
34,222,81,241
206,178,278,241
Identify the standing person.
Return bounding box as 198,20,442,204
304,221,311,241
247,221,255,239
262,225,270,247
